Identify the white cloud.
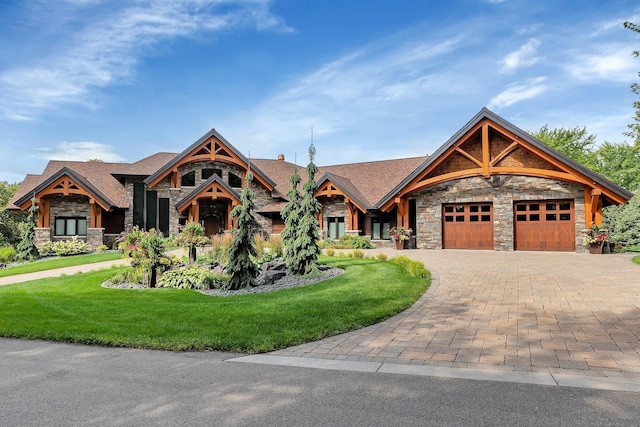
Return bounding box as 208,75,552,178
501,38,541,73
488,77,548,109
0,0,292,120
218,35,468,161
567,44,637,83
37,141,126,162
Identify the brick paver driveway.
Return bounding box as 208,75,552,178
272,249,640,379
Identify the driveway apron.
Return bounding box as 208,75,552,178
272,249,640,379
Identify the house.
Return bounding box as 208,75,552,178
8,108,633,252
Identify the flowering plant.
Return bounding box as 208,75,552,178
389,226,412,242
582,224,608,246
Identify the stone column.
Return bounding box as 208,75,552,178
86,228,105,249
35,228,52,251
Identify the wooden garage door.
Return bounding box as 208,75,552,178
514,200,575,251
442,203,494,249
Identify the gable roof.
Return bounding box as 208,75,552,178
379,107,634,209
12,167,121,211
175,173,241,212
315,172,371,212
9,160,129,210
144,128,276,190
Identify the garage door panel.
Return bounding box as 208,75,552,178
514,200,575,251
442,203,493,250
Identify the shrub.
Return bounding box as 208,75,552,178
207,233,233,265
375,253,388,261
390,256,430,279
352,249,364,258
325,248,335,257
40,237,91,256
267,235,284,257
318,238,337,249
338,235,374,249
0,246,16,263
109,266,145,285
157,266,230,290
96,244,109,253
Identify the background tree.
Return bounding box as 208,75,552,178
593,141,640,191
173,221,209,265
289,144,321,276
227,171,260,290
280,164,302,272
531,125,597,169
0,181,24,247
624,21,640,144
15,199,39,261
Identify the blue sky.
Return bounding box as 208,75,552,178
1,0,639,184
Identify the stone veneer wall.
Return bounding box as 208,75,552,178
35,228,52,251
86,228,105,249
49,194,90,223
412,175,586,252
320,197,349,236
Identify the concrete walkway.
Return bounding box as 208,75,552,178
255,249,640,388
0,258,130,286
0,249,186,286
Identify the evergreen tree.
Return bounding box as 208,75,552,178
624,21,640,144
290,144,321,276
16,198,39,261
227,171,261,290
280,164,302,272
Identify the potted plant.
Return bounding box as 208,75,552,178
389,226,412,250
582,224,608,254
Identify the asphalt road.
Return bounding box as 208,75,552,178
1,338,639,426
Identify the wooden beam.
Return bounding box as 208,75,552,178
482,124,490,178
454,148,482,168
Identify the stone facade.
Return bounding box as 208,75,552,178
320,197,349,237
49,194,90,222
122,161,276,236
87,228,105,249
35,228,52,251
412,175,586,251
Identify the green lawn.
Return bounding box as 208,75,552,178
0,257,429,353
0,252,123,278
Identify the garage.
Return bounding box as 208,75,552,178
442,203,494,249
514,200,575,251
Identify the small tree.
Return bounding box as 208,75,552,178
227,172,261,290
280,164,302,272
173,221,209,265
289,144,321,276
16,198,39,261
119,227,169,288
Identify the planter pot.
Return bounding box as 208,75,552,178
588,243,603,254
395,240,405,250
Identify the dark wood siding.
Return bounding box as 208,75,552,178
158,198,170,236
133,182,145,229
146,190,157,230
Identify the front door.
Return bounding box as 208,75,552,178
199,200,227,236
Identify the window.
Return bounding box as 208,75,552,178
328,217,345,239
229,172,242,188
372,217,391,239
181,171,196,187
55,217,87,236
202,168,222,180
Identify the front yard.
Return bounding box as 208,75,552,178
0,256,430,353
